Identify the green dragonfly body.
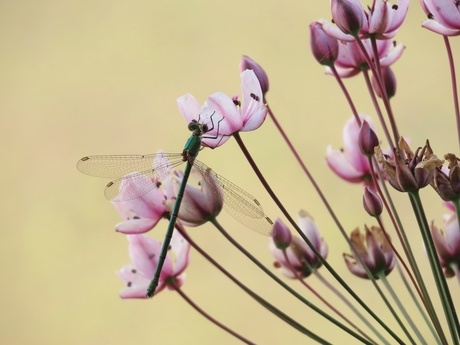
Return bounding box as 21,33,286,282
77,118,274,297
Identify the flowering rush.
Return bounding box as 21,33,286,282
77,0,460,343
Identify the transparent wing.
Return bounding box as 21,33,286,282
192,160,274,236
77,153,185,201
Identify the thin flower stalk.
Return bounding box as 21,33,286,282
442,35,460,148
209,217,373,344
282,251,378,345
314,270,390,345
396,263,443,345
233,131,406,344
173,223,330,343
377,272,428,344
171,283,257,345
353,35,400,146
361,68,395,151
369,154,449,343
409,190,460,344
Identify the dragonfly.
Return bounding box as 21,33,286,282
77,115,274,297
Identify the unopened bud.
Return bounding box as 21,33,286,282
358,120,379,157
272,218,292,249
240,55,269,95
372,67,397,99
331,0,365,36
363,186,383,217
310,20,339,66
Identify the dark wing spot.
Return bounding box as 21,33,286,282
81,156,90,161
107,181,114,187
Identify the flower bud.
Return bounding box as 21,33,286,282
331,0,365,36
372,67,397,99
363,186,383,217
310,20,339,66
272,218,292,249
358,120,379,157
239,55,269,95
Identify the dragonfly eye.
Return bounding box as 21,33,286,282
202,124,209,133
188,120,199,131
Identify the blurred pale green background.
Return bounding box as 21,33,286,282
1,1,459,344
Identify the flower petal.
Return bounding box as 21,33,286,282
177,94,202,124
115,218,158,234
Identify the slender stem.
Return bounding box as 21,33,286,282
233,131,405,344
329,64,361,126
443,35,460,148
210,218,371,344
314,271,391,345
147,160,194,297
354,36,400,146
374,164,447,344
362,69,394,150
379,273,428,345
282,251,378,345
409,190,460,344
174,223,332,343
396,263,442,345
172,283,257,345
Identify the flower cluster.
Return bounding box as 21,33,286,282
78,0,460,343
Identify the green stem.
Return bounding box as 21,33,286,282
234,131,405,344
409,190,460,344
210,218,372,344
379,273,427,345
314,271,390,345
174,223,330,343
396,263,442,345
283,252,378,345
173,283,257,345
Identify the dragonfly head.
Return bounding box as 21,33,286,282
188,119,208,135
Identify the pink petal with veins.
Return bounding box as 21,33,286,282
115,218,158,234
425,0,460,29
326,146,367,183
369,0,391,35
321,20,356,41
422,20,460,36
177,94,202,124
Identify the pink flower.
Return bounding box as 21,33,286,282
421,0,460,36
269,211,328,279
177,70,267,148
431,214,460,277
344,225,395,279
326,115,375,184
326,38,404,78
360,0,409,39
164,165,223,226
117,231,191,298
328,0,409,39
112,173,168,234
